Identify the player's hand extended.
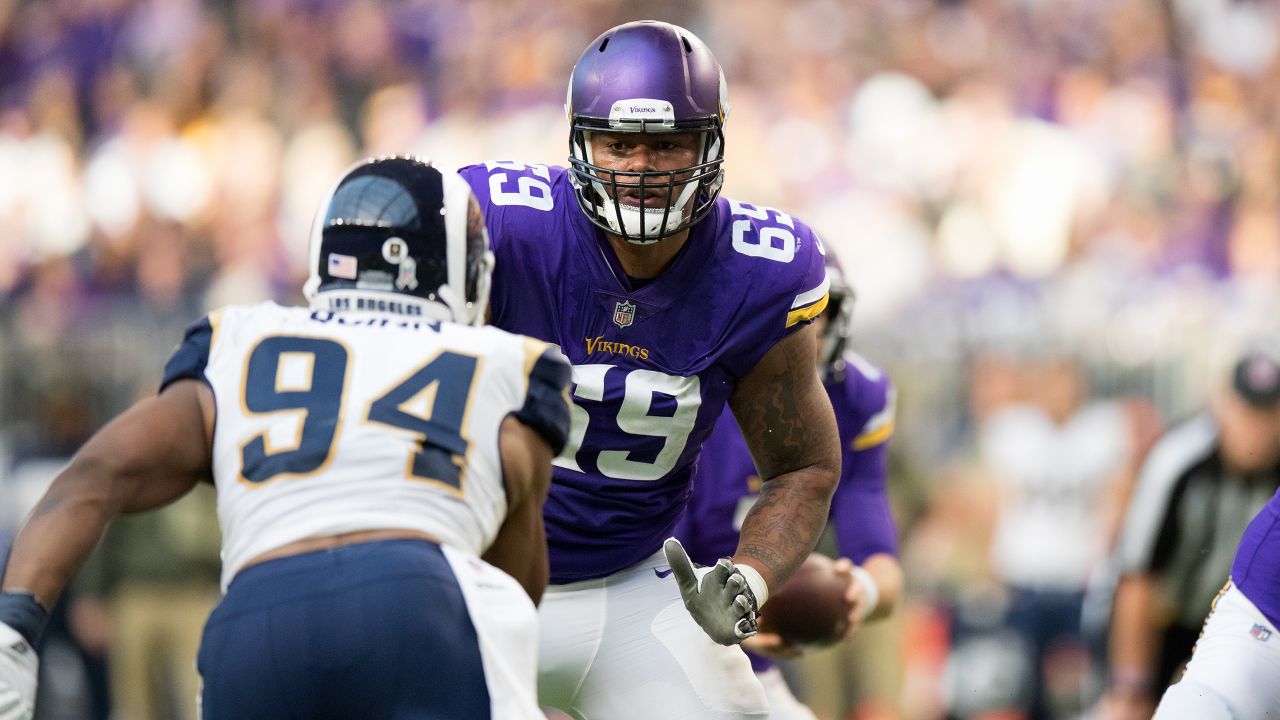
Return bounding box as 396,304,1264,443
663,538,759,646
741,631,802,659
0,622,37,720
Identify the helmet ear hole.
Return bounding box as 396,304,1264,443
681,36,692,53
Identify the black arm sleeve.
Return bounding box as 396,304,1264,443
513,347,572,454
159,316,214,392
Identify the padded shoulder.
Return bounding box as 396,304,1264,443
160,311,221,392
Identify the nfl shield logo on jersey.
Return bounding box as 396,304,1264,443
613,300,636,329
1251,623,1273,641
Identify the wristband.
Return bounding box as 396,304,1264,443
0,591,49,646
736,564,769,608
849,565,880,620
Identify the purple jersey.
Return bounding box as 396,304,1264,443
1232,487,1280,626
459,162,829,583
674,352,898,566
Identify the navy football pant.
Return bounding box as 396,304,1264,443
197,539,490,719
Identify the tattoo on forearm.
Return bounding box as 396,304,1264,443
731,329,841,589
737,471,834,587
735,348,810,480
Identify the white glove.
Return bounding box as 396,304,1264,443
662,538,767,646
0,622,37,720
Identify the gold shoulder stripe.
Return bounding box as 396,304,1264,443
852,419,894,451
522,336,548,388
785,291,829,328
208,308,224,353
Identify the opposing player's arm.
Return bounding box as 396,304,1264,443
729,321,840,595
483,342,571,604
484,416,554,604
2,379,213,610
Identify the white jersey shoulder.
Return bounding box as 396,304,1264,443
199,302,549,589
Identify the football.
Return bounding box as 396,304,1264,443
756,553,854,648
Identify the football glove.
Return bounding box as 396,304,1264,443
663,537,764,646
0,622,37,720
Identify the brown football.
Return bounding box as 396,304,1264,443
756,553,853,648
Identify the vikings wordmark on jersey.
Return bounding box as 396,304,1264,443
460,161,829,583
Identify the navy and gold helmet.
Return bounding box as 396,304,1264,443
303,156,493,325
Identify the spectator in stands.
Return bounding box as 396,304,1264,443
979,353,1139,718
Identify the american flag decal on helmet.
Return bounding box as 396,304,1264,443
613,300,636,329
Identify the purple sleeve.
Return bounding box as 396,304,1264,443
779,223,829,339
831,440,898,562
828,364,899,561
1232,489,1280,627
457,162,566,332
458,164,500,248
712,208,830,379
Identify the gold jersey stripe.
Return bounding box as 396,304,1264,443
852,420,895,451
785,291,829,328
208,308,224,354
522,337,548,382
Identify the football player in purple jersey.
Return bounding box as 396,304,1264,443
1154,357,1280,720
459,20,841,720
674,258,903,719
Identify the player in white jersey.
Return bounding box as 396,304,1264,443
0,157,570,720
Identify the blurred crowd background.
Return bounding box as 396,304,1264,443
2,0,1280,718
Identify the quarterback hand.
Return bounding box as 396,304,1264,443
663,538,760,646
833,557,867,640
741,631,802,659
0,622,37,720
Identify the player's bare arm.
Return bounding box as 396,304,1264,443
3,379,212,608
730,322,841,592
484,416,555,604
1106,573,1162,713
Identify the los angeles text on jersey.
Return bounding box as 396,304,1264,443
585,335,650,360
327,296,426,316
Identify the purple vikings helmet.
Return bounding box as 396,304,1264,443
303,156,494,325
566,21,730,244
821,254,855,381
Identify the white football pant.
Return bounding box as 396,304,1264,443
756,667,817,720
1155,582,1280,720
537,552,768,719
